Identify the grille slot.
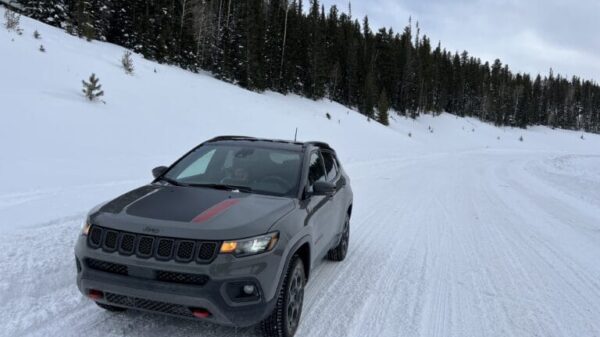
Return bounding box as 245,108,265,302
105,293,193,317
176,241,195,262
156,271,209,286
86,226,219,264
103,230,119,251
86,258,128,275
89,227,103,248
137,236,155,257
197,242,218,262
119,234,136,254
156,239,174,259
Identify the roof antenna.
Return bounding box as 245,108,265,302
294,127,298,142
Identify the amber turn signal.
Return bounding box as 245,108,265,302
220,241,238,253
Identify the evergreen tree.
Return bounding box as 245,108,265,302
72,0,95,40
20,0,68,27
245,0,267,90
377,89,390,125
305,0,326,99
121,50,134,74
3,8,21,31
361,71,377,117
82,73,104,101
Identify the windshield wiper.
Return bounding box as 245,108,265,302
157,177,188,187
189,183,253,193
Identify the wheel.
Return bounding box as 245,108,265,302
327,215,350,261
95,302,127,312
259,256,305,337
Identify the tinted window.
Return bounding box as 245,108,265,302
322,151,338,182
164,144,302,197
307,152,326,192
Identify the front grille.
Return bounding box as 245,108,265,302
157,271,210,286
105,292,193,317
86,258,128,275
87,226,219,264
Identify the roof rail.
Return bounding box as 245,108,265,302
207,135,258,142
304,141,332,150
205,136,330,148
207,136,306,145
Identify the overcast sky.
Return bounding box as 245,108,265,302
320,0,600,82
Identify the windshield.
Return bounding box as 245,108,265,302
162,144,303,197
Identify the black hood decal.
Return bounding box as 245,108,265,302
99,185,160,214
124,185,246,222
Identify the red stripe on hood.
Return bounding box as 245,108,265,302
192,199,240,223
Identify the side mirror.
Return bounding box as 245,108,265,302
313,181,336,196
152,166,168,179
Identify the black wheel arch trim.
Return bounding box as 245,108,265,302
273,235,312,302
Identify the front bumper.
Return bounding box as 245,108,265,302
74,234,285,327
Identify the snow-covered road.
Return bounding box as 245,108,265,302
2,151,599,337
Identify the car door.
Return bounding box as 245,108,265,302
304,150,336,259
321,150,346,248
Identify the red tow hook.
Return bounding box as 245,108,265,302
88,289,104,301
191,308,211,319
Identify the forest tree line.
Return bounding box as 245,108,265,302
16,0,600,132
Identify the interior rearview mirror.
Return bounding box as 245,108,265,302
313,181,336,196
152,166,168,179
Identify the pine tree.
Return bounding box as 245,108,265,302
19,0,68,27
73,0,94,40
121,50,134,74
3,8,21,31
105,1,136,48
82,73,104,101
190,0,212,69
377,89,390,125
245,0,267,91
361,71,377,117
306,0,326,99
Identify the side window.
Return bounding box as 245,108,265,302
307,152,326,192
322,151,339,182
178,149,216,178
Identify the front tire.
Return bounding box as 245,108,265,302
259,256,306,337
327,215,350,261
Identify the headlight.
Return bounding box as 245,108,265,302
220,232,279,257
81,222,91,236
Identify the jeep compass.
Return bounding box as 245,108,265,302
74,136,353,337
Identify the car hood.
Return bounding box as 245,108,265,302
89,184,296,240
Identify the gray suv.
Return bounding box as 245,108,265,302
74,136,353,337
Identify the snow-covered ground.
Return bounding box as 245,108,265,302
1,8,600,337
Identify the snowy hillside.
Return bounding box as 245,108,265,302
2,8,600,337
